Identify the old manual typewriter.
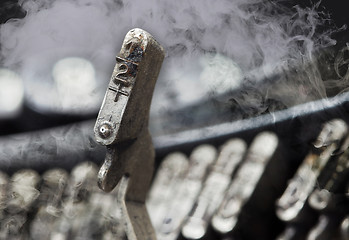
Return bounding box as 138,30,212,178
1,0,349,240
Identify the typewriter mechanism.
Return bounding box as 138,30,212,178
1,1,349,240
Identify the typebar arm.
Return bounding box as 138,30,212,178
94,28,164,240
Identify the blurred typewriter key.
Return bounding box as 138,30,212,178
212,132,278,234
44,162,127,240
0,68,24,120
308,144,349,211
0,169,40,239
95,189,126,240
7,169,40,211
276,224,308,240
147,152,189,229
308,189,334,212
341,216,349,240
306,214,345,240
69,162,127,240
312,119,348,149
38,168,69,209
156,144,217,240
30,168,68,240
181,139,247,239
309,134,349,211
276,119,348,222
50,162,98,239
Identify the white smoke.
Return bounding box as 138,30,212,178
0,0,341,116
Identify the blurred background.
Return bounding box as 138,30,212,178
0,0,349,136
0,0,349,239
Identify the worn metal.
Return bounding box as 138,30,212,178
276,119,348,222
94,28,164,240
147,152,189,230
50,162,99,239
0,169,40,239
212,132,279,234
308,140,349,211
341,216,349,240
155,145,217,240
30,168,69,240
182,139,246,239
306,215,344,240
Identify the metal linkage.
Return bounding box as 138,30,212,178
154,145,217,240
147,152,189,230
276,119,348,222
212,132,279,234
181,139,247,239
276,225,307,240
30,168,69,240
50,162,99,239
306,214,345,240
94,28,164,240
308,135,349,211
341,216,349,240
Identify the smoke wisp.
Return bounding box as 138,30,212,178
0,0,343,122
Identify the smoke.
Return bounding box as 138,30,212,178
0,164,127,239
0,0,342,118
323,43,349,96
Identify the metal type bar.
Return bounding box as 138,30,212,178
30,168,69,240
94,28,164,240
276,119,348,222
156,145,217,240
308,135,349,211
0,169,40,239
212,132,278,234
182,139,247,239
147,152,189,229
341,216,349,240
306,215,344,240
50,162,98,239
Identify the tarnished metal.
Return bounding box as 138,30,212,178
50,161,99,239
153,145,217,240
0,169,40,239
212,132,279,234
147,152,189,230
276,119,348,222
308,133,349,211
306,215,344,240
30,168,68,240
276,225,306,240
94,28,164,240
181,139,246,239
341,216,349,240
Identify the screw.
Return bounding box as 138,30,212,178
99,123,112,138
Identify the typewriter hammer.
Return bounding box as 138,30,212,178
94,28,164,239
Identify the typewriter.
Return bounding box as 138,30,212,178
0,0,349,240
